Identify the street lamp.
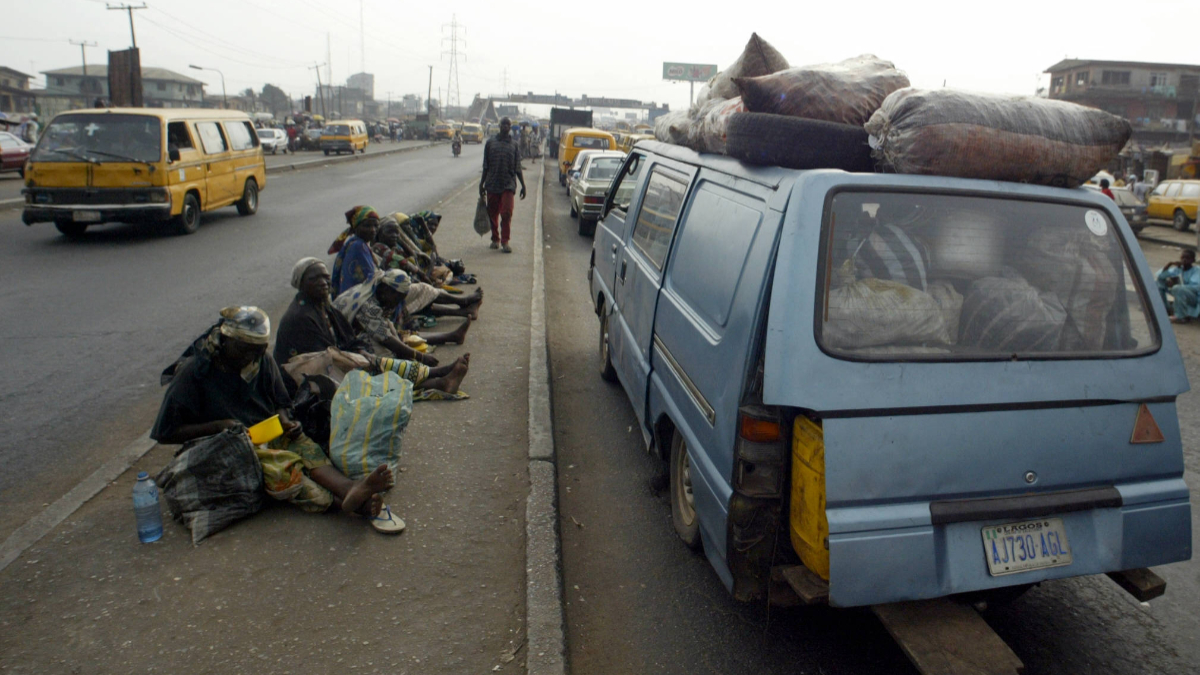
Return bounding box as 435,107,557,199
189,64,226,109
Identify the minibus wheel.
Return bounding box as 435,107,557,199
55,221,88,237
670,430,702,550
236,180,259,216
599,311,617,382
1173,210,1191,232
172,193,201,235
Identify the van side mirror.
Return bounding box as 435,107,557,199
168,147,181,162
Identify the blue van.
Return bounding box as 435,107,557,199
588,140,1191,608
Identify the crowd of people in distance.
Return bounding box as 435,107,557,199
152,204,483,535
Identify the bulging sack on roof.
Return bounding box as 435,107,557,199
654,110,693,145
735,55,909,126
700,33,790,108
865,88,1132,188
688,97,746,154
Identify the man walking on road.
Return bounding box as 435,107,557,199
480,117,526,253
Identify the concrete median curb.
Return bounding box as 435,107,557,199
525,158,567,675
265,141,440,174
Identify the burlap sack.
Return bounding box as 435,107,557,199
735,55,909,126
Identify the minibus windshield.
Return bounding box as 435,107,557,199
31,114,162,164
325,125,351,136
818,191,1158,360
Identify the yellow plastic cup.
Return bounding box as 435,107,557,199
247,414,283,445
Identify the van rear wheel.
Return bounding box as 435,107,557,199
598,310,617,382
1173,209,1190,232
670,430,702,550
236,180,259,216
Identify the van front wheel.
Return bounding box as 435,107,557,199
670,430,702,550
172,193,201,235
236,180,259,216
1173,209,1191,232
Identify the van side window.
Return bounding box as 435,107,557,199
1165,183,1181,198
630,168,688,271
167,122,194,150
666,183,764,329
225,121,257,151
196,122,228,154
1182,183,1200,198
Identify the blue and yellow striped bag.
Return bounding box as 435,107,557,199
329,370,414,481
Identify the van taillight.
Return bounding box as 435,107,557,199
734,407,786,498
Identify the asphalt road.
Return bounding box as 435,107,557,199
541,156,1200,674
0,141,479,540
0,138,438,203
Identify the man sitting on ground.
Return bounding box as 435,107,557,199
276,257,470,396
1157,249,1200,324
335,269,474,359
152,306,404,533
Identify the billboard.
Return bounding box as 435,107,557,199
662,62,718,83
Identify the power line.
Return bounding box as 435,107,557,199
105,3,146,49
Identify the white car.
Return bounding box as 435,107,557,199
256,128,288,154
566,149,617,194
569,151,627,236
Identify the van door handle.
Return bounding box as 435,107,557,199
620,260,628,283
611,243,618,254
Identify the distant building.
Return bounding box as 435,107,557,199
0,66,36,114
400,94,424,114
1044,59,1200,145
347,73,374,100
37,65,206,116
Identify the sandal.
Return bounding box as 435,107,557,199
370,505,405,534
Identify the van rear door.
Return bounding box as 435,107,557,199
608,159,694,428
762,172,1190,607
195,121,235,207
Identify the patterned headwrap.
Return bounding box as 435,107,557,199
329,205,378,255
291,257,324,289
218,306,270,345
351,206,380,228
333,269,409,327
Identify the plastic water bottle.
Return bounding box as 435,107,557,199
132,471,164,543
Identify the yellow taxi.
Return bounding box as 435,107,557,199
460,123,484,144
22,107,266,236
319,119,368,155
432,123,454,140
1146,179,1200,231
619,133,655,154
558,128,616,186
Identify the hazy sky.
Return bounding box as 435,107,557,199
4,0,1200,113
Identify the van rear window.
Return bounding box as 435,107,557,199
574,136,609,149
818,191,1158,360
31,114,162,164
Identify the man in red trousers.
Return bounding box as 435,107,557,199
480,117,527,253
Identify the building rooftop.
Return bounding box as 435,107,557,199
41,66,205,85
0,65,32,79
1045,58,1200,74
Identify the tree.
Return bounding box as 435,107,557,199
261,84,290,118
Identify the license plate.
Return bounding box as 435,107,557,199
73,210,102,223
981,518,1072,576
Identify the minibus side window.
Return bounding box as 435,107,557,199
225,121,257,151
196,122,228,154
167,122,194,150
630,168,688,271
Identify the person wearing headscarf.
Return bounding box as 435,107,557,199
330,206,380,297
275,258,471,399
274,257,373,369
152,306,404,533
334,270,474,361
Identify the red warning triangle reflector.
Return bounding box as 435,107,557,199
1130,404,1165,444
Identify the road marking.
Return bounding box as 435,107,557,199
525,158,566,675
0,431,157,573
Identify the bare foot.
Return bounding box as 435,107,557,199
466,300,482,320
341,464,392,515
442,354,469,392
448,319,471,345
355,493,383,518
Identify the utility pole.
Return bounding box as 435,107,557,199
359,0,366,75
386,91,394,119
441,14,464,115
69,40,98,77
309,62,327,119
106,4,146,48
326,33,332,89
427,65,432,117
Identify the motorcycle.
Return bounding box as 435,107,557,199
452,139,462,157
